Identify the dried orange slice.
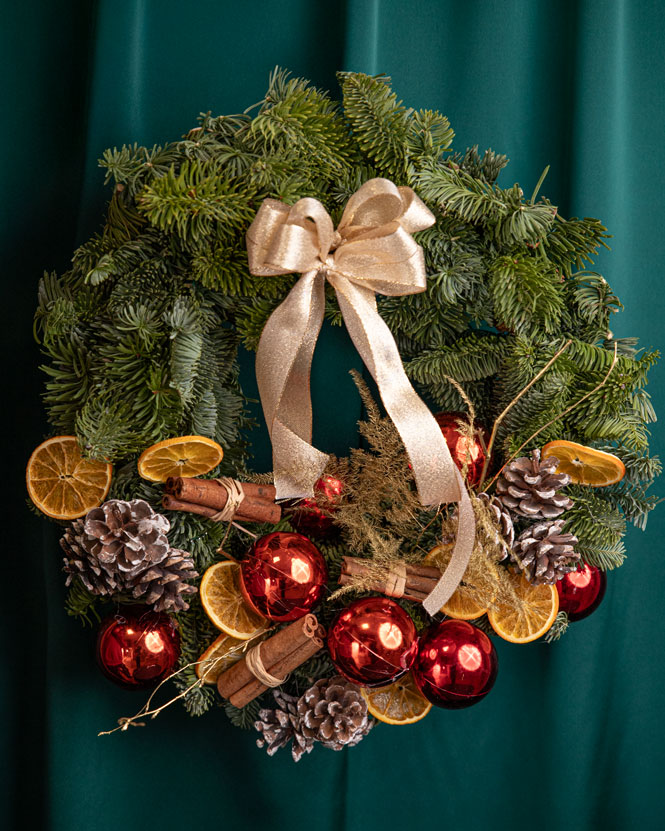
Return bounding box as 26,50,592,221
137,435,223,482
26,435,112,520
199,561,267,640
361,673,432,725
541,440,625,487
424,544,490,619
195,632,246,685
488,573,558,643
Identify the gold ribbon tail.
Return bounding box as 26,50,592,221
255,270,328,500
422,469,476,616
328,275,458,507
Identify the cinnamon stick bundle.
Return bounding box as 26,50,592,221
338,556,442,603
163,477,281,524
217,615,325,708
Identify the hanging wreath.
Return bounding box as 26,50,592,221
28,70,660,761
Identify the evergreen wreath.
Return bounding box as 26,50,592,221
29,69,660,759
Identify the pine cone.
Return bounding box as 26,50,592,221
255,690,314,762
496,449,573,519
512,519,581,584
478,492,514,561
297,676,373,750
61,499,198,613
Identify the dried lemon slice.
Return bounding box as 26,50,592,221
137,435,223,482
488,573,558,643
199,561,267,640
26,435,112,519
362,673,432,725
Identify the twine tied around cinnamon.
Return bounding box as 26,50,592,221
245,643,288,688
210,478,246,522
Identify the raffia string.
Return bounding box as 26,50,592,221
245,643,288,687
210,477,246,522
383,562,407,598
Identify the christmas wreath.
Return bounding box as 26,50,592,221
28,70,660,761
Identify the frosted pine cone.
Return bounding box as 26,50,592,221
477,492,515,561
61,499,198,612
513,519,581,584
496,449,573,519
255,690,314,762
298,676,373,750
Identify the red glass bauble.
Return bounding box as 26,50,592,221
96,607,180,690
434,412,488,487
240,532,328,621
327,597,418,687
412,619,498,709
289,476,344,538
556,563,607,621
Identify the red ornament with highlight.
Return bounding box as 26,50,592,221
412,619,497,709
96,607,180,690
240,532,328,622
434,411,488,487
556,563,606,621
289,475,344,538
327,596,418,687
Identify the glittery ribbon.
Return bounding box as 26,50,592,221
246,177,475,613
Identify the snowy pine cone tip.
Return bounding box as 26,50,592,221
512,519,581,585
496,449,573,520
61,498,198,613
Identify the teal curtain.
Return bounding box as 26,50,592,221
4,1,665,829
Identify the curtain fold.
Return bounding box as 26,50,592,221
4,1,664,829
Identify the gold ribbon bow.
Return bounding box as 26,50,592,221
247,178,474,614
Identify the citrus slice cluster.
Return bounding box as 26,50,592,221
542,440,625,487
362,673,431,725
199,561,267,640
26,436,112,520
488,573,559,643
138,435,224,482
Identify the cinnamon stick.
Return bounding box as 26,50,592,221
217,615,325,708
339,556,442,603
163,478,281,524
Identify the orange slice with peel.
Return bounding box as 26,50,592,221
361,673,432,725
199,561,267,640
195,632,246,685
488,573,558,643
424,544,491,620
26,435,112,520
137,435,223,482
541,440,625,487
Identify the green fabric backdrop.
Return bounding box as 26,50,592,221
4,1,665,829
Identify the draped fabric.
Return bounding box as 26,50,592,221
4,1,665,829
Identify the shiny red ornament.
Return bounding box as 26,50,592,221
96,607,180,690
434,411,488,488
327,597,418,687
412,619,497,709
240,532,328,622
289,475,344,538
556,563,607,621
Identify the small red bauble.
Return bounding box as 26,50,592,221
289,475,344,538
327,597,418,687
240,532,328,621
412,619,497,709
434,411,488,487
556,563,606,621
96,607,180,690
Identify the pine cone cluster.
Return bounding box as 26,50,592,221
61,499,198,613
255,676,374,762
496,449,573,519
512,519,581,584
